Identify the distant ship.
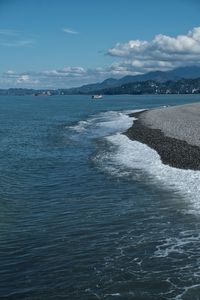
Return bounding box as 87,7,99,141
91,95,103,99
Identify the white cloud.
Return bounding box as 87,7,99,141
42,67,86,77
0,28,36,47
1,64,129,88
2,71,39,87
0,39,35,47
63,28,79,35
2,26,200,88
108,26,200,73
5,70,16,75
16,74,30,83
0,64,139,89
1,67,89,88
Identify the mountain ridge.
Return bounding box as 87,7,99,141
65,66,200,94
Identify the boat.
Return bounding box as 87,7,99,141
91,95,103,99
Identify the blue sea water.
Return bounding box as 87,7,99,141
1,94,200,300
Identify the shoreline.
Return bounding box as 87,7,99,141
124,106,200,170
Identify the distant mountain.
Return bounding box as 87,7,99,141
62,66,200,94
91,78,200,95
1,66,200,96
118,66,200,84
64,78,118,94
167,66,200,79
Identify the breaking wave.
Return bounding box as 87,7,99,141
71,109,200,213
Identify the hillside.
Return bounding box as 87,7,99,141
62,66,200,94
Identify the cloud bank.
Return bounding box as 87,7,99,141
1,63,140,89
107,26,200,73
1,26,200,88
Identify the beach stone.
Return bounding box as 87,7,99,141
124,103,200,170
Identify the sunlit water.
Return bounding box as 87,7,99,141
1,94,200,300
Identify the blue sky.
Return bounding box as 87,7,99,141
0,0,200,88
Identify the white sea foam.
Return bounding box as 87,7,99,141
69,110,143,137
154,234,200,257
100,111,135,132
71,108,200,209
95,110,200,208
68,120,92,132
105,133,200,210
174,284,200,300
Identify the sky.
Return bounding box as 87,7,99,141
0,0,200,89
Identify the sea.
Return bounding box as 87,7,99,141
1,94,200,300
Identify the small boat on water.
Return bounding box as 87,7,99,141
91,95,103,99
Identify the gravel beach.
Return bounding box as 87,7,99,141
124,102,200,170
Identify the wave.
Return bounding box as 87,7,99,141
68,110,144,137
82,109,200,212
105,134,200,209
67,108,200,210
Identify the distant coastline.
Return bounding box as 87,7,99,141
1,77,200,96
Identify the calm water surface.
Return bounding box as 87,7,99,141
1,95,200,300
